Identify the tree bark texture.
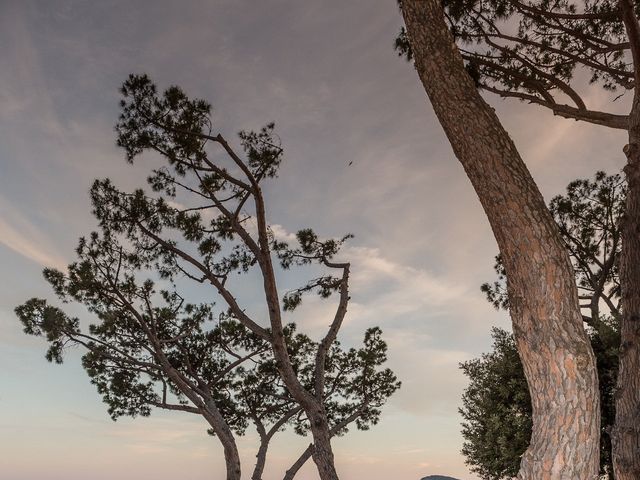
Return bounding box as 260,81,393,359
614,140,640,479
613,6,640,472
613,3,640,478
400,1,601,478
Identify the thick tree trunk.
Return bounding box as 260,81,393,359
400,1,601,478
612,59,640,477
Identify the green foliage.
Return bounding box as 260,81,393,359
479,256,508,311
459,328,531,480
338,327,401,432
244,326,401,438
273,228,354,312
394,27,413,61
551,171,624,309
17,230,263,425
15,299,80,364
306,327,400,435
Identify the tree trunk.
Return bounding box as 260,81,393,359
612,46,640,476
400,1,601,478
221,442,242,480
254,199,340,480
282,407,364,480
252,436,269,480
160,365,242,480
202,400,242,480
267,331,339,480
613,152,640,478
306,408,339,480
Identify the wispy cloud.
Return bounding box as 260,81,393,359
0,201,66,269
271,223,483,418
278,231,490,339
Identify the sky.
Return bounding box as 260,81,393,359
0,1,630,480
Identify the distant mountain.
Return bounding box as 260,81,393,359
420,476,461,480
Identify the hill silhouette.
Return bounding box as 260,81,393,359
420,476,461,480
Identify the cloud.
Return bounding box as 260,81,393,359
0,197,67,269
280,235,490,338
270,223,489,417
348,244,483,313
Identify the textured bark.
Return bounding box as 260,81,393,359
401,1,601,478
614,141,640,478
613,4,640,475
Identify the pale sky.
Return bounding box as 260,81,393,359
0,1,629,480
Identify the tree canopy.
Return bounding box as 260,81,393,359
396,0,631,129
15,74,400,480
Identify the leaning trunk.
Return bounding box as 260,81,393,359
612,51,640,476
162,367,242,480
251,436,269,480
257,240,340,480
202,400,242,480
267,332,339,480
283,444,313,480
400,1,600,478
221,442,242,480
